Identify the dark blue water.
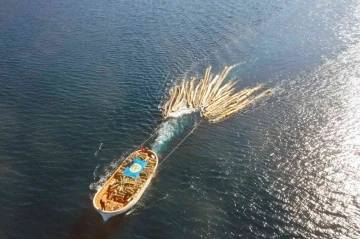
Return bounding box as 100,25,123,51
1,0,360,238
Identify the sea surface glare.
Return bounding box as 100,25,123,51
0,0,360,238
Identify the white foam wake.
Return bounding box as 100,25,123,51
151,111,195,154
167,107,199,118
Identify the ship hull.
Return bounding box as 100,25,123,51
92,150,158,221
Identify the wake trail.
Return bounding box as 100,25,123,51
151,111,195,154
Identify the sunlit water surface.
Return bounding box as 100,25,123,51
0,0,359,238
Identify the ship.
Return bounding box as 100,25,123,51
92,149,158,221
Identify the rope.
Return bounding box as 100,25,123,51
136,118,165,149
159,119,203,166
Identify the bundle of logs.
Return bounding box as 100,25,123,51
162,66,271,123
99,151,156,211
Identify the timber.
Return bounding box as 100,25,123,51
162,66,271,123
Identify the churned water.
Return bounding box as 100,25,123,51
0,0,359,238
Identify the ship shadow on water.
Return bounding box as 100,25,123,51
68,208,129,239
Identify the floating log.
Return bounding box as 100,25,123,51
187,78,195,108
166,86,179,115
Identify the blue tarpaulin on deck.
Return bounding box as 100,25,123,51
123,158,147,179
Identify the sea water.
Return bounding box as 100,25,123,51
0,0,359,238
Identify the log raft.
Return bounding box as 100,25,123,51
162,66,271,123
